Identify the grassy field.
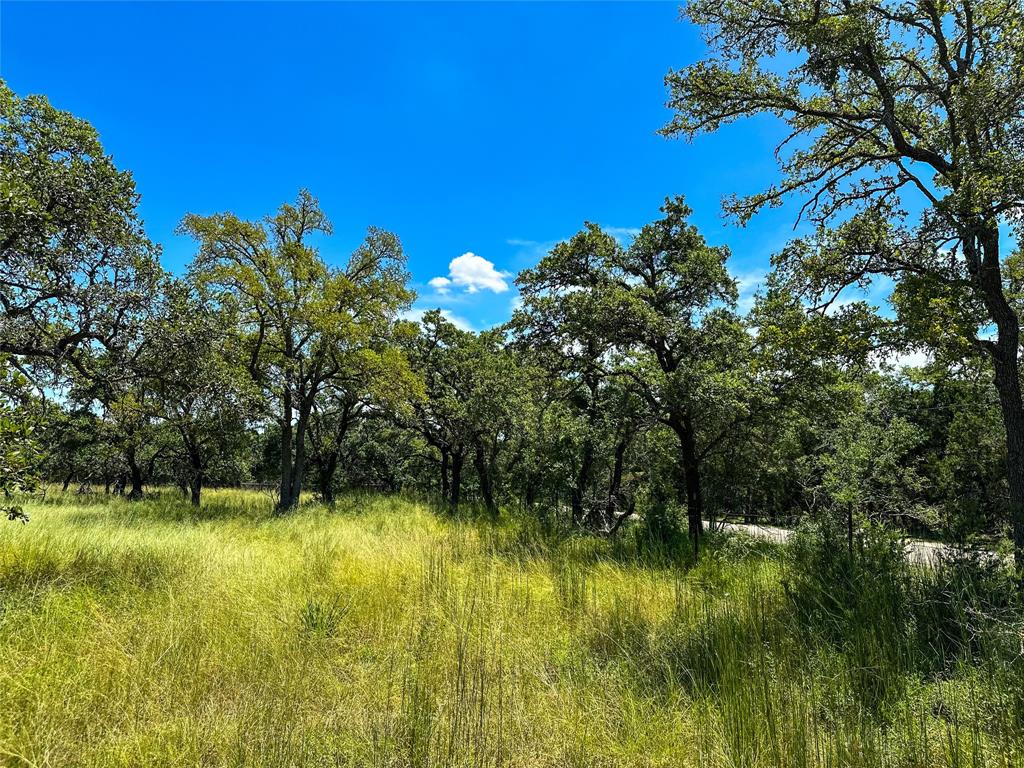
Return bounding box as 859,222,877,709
0,490,1021,768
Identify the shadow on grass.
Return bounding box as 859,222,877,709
436,499,781,576
50,488,425,531
0,540,173,594
87,501,269,526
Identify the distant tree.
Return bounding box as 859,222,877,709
307,389,366,504
40,406,99,492
403,311,480,511
665,0,1024,566
513,258,649,532
402,312,529,514
518,199,741,546
343,417,422,493
143,279,257,506
865,363,1008,540
181,191,412,512
819,375,934,530
53,310,164,502
711,286,879,523
503,367,558,512
41,406,124,494
928,374,1007,538
462,329,526,515
307,343,419,504
94,378,164,501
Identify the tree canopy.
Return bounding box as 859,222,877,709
664,0,1024,566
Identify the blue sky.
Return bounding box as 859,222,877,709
2,1,820,330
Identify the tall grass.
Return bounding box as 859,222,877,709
0,489,1020,766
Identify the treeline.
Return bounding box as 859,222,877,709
0,78,1013,555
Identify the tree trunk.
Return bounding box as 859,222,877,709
278,388,295,513
993,354,1024,570
571,441,595,526
190,473,203,507
474,437,497,515
318,451,338,504
128,466,144,501
440,446,450,502
289,400,312,509
450,449,464,511
126,450,144,501
62,472,73,492
670,413,703,552
573,375,600,527
973,228,1024,571
311,401,353,505
603,434,630,531
525,477,538,508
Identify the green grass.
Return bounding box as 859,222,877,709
0,489,1020,767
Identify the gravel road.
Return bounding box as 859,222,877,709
704,520,990,567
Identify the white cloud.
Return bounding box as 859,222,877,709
400,307,474,332
734,268,768,313
431,252,511,294
428,276,452,295
873,348,932,372
892,349,932,368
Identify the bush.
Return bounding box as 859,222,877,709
910,549,1021,672
783,516,913,711
784,516,909,642
623,500,689,566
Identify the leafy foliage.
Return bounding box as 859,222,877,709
664,0,1024,567
0,79,162,374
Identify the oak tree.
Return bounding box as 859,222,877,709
665,0,1024,567
181,191,411,512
